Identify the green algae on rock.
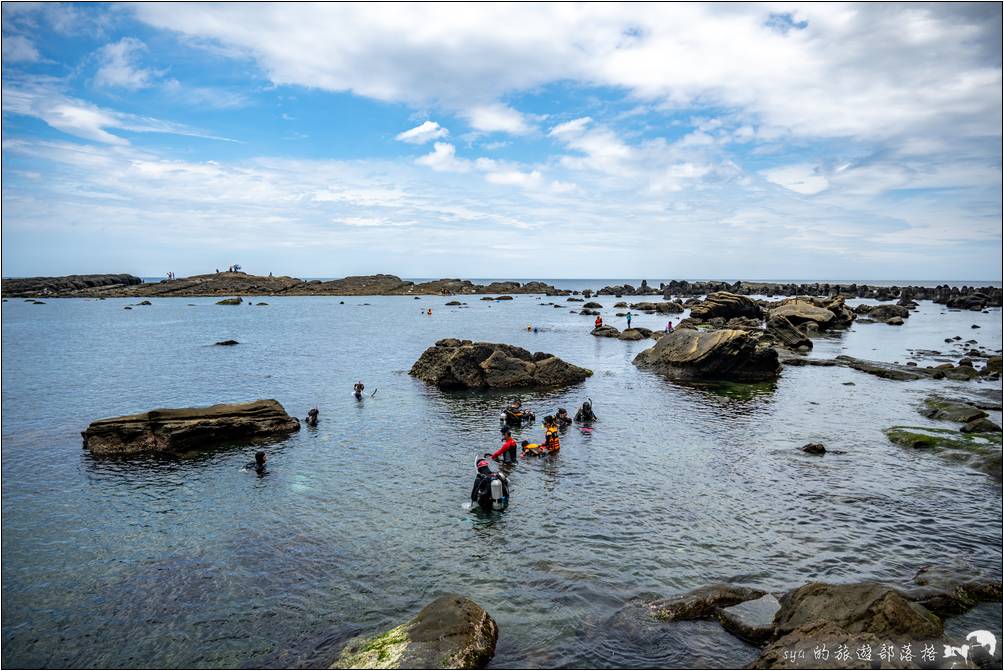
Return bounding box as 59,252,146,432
332,594,497,669
884,425,1002,481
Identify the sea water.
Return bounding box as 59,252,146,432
2,294,1001,668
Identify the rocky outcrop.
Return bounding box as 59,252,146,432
906,562,1003,618
633,329,781,382
659,279,1002,306
409,339,591,390
717,594,781,644
1,273,142,297
591,325,620,338
920,397,988,423
333,594,497,669
630,301,684,314
618,327,652,341
688,292,763,321
885,426,1002,480
82,400,300,455
855,303,910,321
768,299,835,329
766,316,812,351
216,297,242,305
651,584,766,621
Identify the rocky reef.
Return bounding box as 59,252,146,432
332,594,497,669
82,399,300,455
409,339,591,390
2,273,142,296
633,328,781,382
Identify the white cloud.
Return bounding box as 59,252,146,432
2,35,40,62
395,120,448,144
464,104,531,135
415,142,471,172
762,164,830,195
485,169,542,189
93,37,160,90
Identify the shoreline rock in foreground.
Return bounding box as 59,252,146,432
633,328,781,382
410,339,591,390
333,594,497,669
82,399,300,455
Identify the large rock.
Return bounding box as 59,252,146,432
774,582,943,640
82,399,300,455
751,621,907,670
633,329,781,382
688,292,763,321
766,315,812,350
591,325,620,338
409,339,591,390
333,594,498,669
650,584,766,621
857,303,910,321
921,397,988,423
717,594,781,644
618,327,653,340
768,299,835,329
0,273,143,297
630,301,684,314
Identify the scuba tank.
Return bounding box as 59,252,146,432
490,474,508,510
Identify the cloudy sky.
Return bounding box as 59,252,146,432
2,2,1001,280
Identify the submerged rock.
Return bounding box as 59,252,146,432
717,594,781,644
905,562,1003,619
216,297,242,305
801,443,826,455
884,426,1002,480
961,417,1003,433
214,340,239,346
633,329,781,382
409,339,591,390
920,397,988,423
82,399,300,456
651,584,766,621
332,594,497,669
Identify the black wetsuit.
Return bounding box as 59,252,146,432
470,473,509,512
575,407,597,422
245,462,267,475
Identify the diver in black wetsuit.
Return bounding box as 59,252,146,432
306,407,319,426
555,408,572,428
470,456,509,512
574,400,597,423
245,450,268,475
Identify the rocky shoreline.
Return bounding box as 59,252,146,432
2,272,1001,306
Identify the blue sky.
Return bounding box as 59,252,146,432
2,2,1001,280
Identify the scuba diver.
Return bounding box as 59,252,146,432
491,428,519,463
244,450,268,475
305,407,319,426
542,416,561,453
500,398,535,429
554,408,572,428
353,381,365,400
471,455,509,512
575,400,598,423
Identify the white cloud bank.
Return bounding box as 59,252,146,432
395,120,449,144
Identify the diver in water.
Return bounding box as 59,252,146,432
353,381,365,400
574,400,598,423
555,408,572,428
491,428,519,463
305,407,319,426
470,455,509,512
542,416,561,453
501,398,535,429
245,450,268,475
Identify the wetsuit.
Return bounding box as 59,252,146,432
470,472,509,511
555,411,572,428
575,405,597,422
245,461,267,475
492,437,518,463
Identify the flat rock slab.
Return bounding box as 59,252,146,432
333,594,497,669
651,584,766,621
718,594,781,644
82,399,300,455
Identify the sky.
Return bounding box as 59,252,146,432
2,2,1002,280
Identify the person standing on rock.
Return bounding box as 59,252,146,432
626,311,633,329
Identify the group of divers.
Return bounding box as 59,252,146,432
242,384,600,517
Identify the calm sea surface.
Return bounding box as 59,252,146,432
2,293,1002,668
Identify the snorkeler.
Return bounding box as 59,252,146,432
306,407,319,426
555,408,572,428
244,450,268,475
574,400,597,423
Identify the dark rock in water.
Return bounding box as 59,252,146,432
333,594,498,669
886,316,904,325
409,339,591,390
983,356,1002,376
905,562,1003,619
214,340,239,346
445,301,462,306
801,443,826,455
774,582,942,640
567,297,584,302
961,417,1002,433
614,302,628,308
495,295,514,301
630,301,684,314
591,325,620,338
885,426,1002,480
855,303,909,321
136,300,152,306
835,355,931,381
651,584,766,621
688,291,762,321
82,399,300,456
1,273,143,297
972,323,981,329
751,621,901,670
766,316,812,350
580,309,600,316
123,306,132,310
633,329,780,382
920,397,987,423
717,594,781,644
618,327,652,341
256,302,268,306
582,301,602,308
216,297,242,305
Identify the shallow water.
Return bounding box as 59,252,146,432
2,294,1002,668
